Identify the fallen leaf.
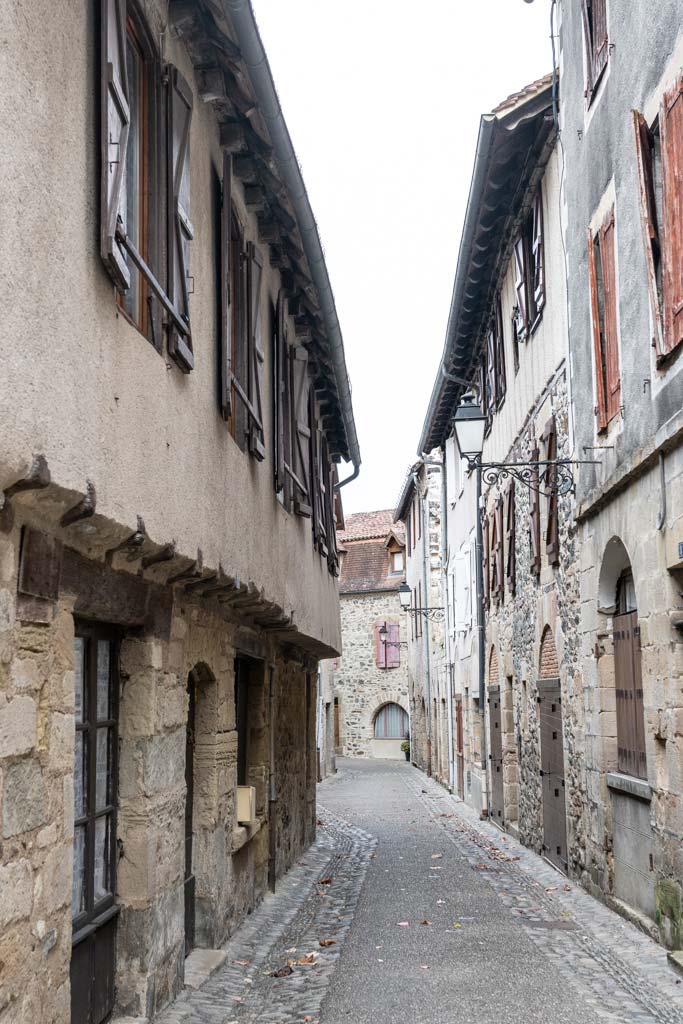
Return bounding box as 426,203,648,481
271,965,293,978
370,852,378,859
420,920,431,926
316,819,325,826
304,1017,313,1022
397,921,410,927
564,885,572,891
319,877,333,886
285,947,297,954
295,953,318,966
545,886,557,893
232,959,250,966
431,853,443,860
319,939,336,947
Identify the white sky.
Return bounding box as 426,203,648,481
252,0,552,515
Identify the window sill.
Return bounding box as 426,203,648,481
607,772,651,802
232,817,264,854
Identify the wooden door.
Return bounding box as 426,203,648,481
488,686,504,823
71,625,119,1024
184,678,196,958
539,680,568,873
614,610,647,779
455,699,464,800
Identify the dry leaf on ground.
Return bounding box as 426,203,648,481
319,939,336,947
420,919,431,926
431,853,443,860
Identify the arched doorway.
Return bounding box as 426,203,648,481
488,646,504,824
538,626,567,873
372,702,409,759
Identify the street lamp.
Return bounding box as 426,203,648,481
398,582,412,611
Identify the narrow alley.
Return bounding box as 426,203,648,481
157,761,683,1024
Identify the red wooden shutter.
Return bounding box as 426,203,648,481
374,622,387,669
532,190,545,314
167,66,194,372
387,624,400,668
219,153,232,419
529,444,541,577
247,242,265,459
588,227,608,431
100,0,130,291
633,111,664,355
495,495,504,602
483,514,490,609
291,347,312,516
600,211,621,422
495,298,506,403
505,483,516,596
543,416,559,566
660,77,683,355
514,235,528,339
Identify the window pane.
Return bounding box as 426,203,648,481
74,731,87,818
94,817,111,904
74,637,85,723
72,825,86,918
374,703,409,739
96,728,111,810
97,641,111,720
123,34,142,323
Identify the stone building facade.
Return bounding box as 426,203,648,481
0,2,358,1021
324,511,410,761
559,0,683,944
394,460,448,785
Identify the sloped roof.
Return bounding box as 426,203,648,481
338,509,405,544
339,538,404,594
492,73,554,116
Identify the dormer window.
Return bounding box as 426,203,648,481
390,550,404,575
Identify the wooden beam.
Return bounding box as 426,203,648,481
220,121,246,152
233,155,257,180
244,184,267,209
257,215,281,245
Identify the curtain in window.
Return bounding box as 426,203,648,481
374,703,409,739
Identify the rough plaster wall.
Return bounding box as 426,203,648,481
332,591,409,758
0,0,341,655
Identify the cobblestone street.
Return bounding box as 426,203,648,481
158,760,683,1024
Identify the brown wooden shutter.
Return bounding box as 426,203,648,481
660,77,683,355
100,0,130,291
543,415,559,566
374,622,387,669
514,235,528,339
316,431,329,556
486,329,497,414
483,514,490,609
274,292,287,495
505,483,515,596
633,111,664,356
532,190,545,314
309,395,321,545
326,460,339,575
290,347,312,516
614,611,647,779
600,211,621,422
580,1,594,98
529,444,541,577
246,242,265,459
219,153,232,419
496,495,504,602
495,298,506,402
590,0,609,92
167,66,194,372
588,226,608,431
387,624,401,668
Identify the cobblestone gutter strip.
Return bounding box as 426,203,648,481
156,810,376,1024
401,769,683,1024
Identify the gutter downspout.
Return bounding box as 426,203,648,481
416,471,432,778
225,0,361,481
475,465,489,817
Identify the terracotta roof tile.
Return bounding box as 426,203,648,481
339,538,405,594
338,509,405,543
492,72,554,116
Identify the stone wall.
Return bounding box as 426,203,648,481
0,511,317,1023
331,591,409,759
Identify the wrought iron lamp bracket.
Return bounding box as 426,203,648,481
464,458,598,498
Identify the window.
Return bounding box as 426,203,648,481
374,621,400,669
482,514,490,609
543,415,560,566
613,570,647,779
588,207,621,430
227,213,265,457
581,0,609,106
483,297,507,416
374,703,409,739
406,511,412,556
491,495,504,602
635,81,683,361
513,188,545,342
529,443,541,577
505,483,516,596
71,624,119,1024
390,550,404,575
101,0,193,366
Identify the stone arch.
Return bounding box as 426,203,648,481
598,536,634,613
539,626,559,679
372,700,409,738
488,645,500,687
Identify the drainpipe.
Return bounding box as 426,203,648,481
267,662,277,892
416,471,432,777
475,464,489,816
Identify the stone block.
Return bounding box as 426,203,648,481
120,669,158,739
0,859,33,927
10,658,40,692
3,759,47,837
47,712,74,771
0,588,15,633
0,696,37,756
33,845,71,915
63,773,74,839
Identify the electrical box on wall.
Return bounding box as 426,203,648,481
665,522,683,572
237,785,256,826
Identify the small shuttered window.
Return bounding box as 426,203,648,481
513,187,545,341
505,483,516,596
491,497,504,603
529,444,541,578
633,112,664,356
167,66,194,372
588,208,620,431
581,0,609,105
543,415,560,566
660,78,683,356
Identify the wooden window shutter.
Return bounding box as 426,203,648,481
482,514,490,609
290,346,312,516
100,0,130,291
326,460,339,575
588,226,608,431
505,483,516,596
600,211,621,422
660,77,683,355
309,395,321,545
407,511,412,556
590,0,609,93
529,444,541,577
486,329,497,414
167,66,194,373
633,111,664,355
246,241,265,459
316,431,329,557
494,496,504,602
532,190,545,314
374,622,387,669
580,1,594,98
513,235,528,340
495,298,506,403
219,153,232,419
387,624,400,668
543,416,560,566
